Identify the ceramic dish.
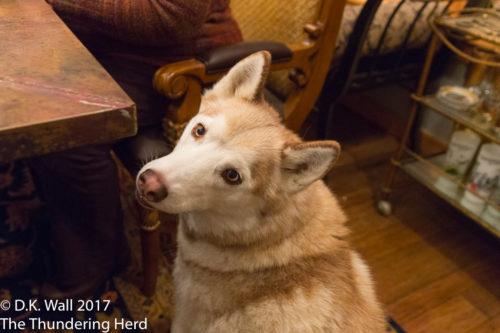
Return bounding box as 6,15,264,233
436,86,479,112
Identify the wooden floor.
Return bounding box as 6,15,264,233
322,111,500,333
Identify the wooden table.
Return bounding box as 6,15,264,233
0,0,137,163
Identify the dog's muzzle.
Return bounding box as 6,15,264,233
137,169,168,205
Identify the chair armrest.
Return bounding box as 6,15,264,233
153,41,315,124
153,41,312,100
196,41,293,74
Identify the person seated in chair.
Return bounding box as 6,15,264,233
30,0,242,299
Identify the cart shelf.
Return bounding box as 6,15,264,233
396,151,500,238
412,94,500,145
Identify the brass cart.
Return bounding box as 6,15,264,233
378,8,500,239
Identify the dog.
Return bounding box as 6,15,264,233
136,51,385,332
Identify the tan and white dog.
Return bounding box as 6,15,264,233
136,51,385,332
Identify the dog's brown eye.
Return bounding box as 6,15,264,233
192,123,206,138
222,169,242,185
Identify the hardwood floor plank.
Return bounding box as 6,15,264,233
387,270,477,323
403,296,488,333
473,315,500,333
462,257,500,318
366,237,461,305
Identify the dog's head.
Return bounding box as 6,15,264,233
137,51,340,218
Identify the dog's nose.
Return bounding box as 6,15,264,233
137,169,168,202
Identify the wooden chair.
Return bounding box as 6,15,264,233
139,0,347,297
153,0,347,132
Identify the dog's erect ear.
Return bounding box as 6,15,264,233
206,51,271,102
280,141,341,193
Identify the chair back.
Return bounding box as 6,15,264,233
231,0,321,44
231,0,347,131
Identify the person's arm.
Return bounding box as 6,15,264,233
47,0,211,46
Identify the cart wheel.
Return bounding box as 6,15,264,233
377,200,392,216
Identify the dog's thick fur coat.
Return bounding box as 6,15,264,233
138,52,385,332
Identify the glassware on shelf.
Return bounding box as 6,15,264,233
471,67,500,130
435,129,481,197
483,187,500,230
460,142,500,215
482,92,500,128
